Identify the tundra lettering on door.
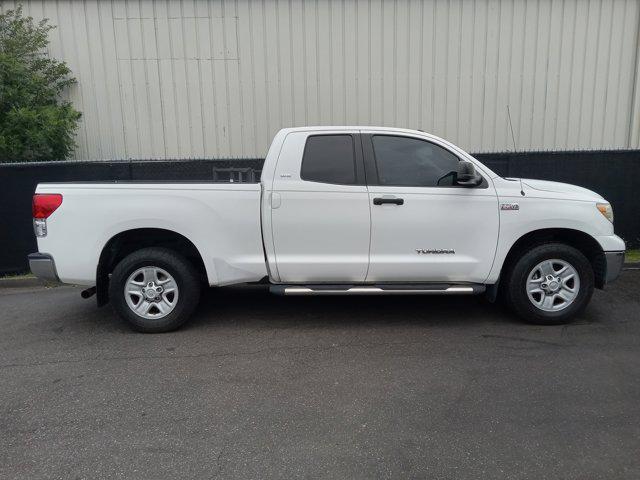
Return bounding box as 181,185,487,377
415,249,456,255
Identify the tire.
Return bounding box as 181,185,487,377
109,247,201,333
504,243,594,325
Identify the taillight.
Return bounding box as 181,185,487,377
33,194,63,219
33,194,62,238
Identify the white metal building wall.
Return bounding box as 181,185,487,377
2,0,640,159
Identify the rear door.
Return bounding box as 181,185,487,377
269,131,371,283
363,133,499,283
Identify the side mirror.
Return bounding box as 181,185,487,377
456,161,482,187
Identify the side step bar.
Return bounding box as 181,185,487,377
270,284,485,296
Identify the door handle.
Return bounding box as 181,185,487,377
373,197,404,206
270,192,282,209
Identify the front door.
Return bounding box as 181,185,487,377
363,133,499,284
269,131,371,283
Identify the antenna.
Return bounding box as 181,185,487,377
507,105,525,196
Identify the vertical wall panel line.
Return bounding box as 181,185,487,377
431,0,436,132
314,0,320,123
627,0,640,147
225,0,235,151
194,0,207,156
207,0,221,155
81,0,101,158
591,0,612,146
575,0,591,149
288,0,295,126
479,0,489,149
152,0,168,157
110,0,129,158
417,0,423,128
367,0,372,124
528,0,540,147
551,0,565,148
247,0,258,153
342,0,347,125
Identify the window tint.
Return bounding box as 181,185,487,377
301,135,356,184
371,135,461,187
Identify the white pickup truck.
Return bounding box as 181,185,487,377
29,127,625,332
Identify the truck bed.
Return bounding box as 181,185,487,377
35,182,268,286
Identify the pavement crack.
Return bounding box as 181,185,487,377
0,338,434,370
480,334,567,347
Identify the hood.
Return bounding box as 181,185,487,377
521,179,604,201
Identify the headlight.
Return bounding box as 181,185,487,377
596,203,614,223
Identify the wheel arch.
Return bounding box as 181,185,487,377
96,228,208,306
499,228,606,290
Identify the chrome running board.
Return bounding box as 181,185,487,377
270,284,484,296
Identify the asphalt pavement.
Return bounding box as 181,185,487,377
1,270,639,479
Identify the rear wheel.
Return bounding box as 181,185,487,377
505,243,594,325
109,247,201,332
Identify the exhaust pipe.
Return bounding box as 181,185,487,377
81,286,97,299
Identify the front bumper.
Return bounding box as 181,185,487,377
604,251,625,285
28,253,60,283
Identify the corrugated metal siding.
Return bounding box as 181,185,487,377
2,0,639,159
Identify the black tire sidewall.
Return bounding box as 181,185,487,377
109,247,201,332
507,243,594,325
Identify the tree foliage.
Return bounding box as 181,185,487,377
0,6,81,162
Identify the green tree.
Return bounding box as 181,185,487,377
0,6,81,162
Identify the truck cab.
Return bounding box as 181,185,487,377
262,127,499,285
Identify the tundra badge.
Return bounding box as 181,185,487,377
416,249,455,255
500,203,520,210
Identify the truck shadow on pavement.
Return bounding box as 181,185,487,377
186,286,539,331
34,269,637,334
182,269,639,333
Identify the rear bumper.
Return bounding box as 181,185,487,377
604,251,625,285
28,253,60,283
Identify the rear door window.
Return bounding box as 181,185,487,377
301,135,357,185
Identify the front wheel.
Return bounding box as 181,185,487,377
109,247,201,332
505,243,594,325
